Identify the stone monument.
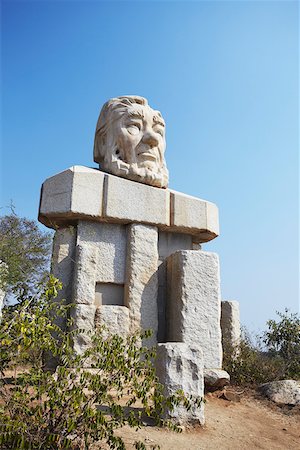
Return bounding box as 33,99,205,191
39,95,238,425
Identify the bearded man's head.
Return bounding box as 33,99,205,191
93,96,169,188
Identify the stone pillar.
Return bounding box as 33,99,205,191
157,232,194,343
51,227,77,330
221,300,241,348
166,250,222,369
155,343,205,425
125,224,159,348
45,227,76,368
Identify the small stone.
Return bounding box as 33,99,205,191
204,369,230,391
221,390,241,402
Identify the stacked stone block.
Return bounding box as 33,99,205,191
40,165,229,423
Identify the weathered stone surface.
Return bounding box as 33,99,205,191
73,244,98,305
104,174,170,226
95,283,124,306
94,96,169,188
221,300,241,348
39,167,218,242
39,166,104,228
71,304,97,354
125,224,158,347
96,305,130,337
204,369,230,390
157,232,193,342
170,190,219,240
51,227,76,329
158,231,193,260
258,380,300,406
155,343,205,425
77,221,127,284
73,222,127,305
166,250,222,369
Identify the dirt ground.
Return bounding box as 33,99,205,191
111,390,300,450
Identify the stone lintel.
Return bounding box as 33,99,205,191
39,166,219,242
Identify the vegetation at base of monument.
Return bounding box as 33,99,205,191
223,310,300,386
0,276,201,450
0,208,52,295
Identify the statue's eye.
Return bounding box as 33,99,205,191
153,125,164,137
127,124,141,135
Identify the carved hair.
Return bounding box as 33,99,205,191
93,95,169,188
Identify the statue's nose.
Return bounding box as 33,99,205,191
142,130,159,147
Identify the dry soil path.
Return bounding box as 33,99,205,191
110,392,300,450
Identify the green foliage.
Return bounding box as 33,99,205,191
0,211,52,295
223,331,283,386
264,309,300,379
223,310,300,386
0,276,201,449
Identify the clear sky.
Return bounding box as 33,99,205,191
1,0,299,333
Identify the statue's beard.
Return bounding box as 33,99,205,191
102,143,169,188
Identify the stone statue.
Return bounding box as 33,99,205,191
93,95,169,188
39,94,238,425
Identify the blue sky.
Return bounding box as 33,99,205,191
1,0,299,333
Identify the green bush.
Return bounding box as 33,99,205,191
0,276,200,449
223,310,300,386
0,211,52,296
223,331,284,386
264,309,300,379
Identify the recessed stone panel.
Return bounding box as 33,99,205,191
95,283,124,306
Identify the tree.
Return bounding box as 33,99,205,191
0,276,199,449
0,210,52,297
264,309,300,379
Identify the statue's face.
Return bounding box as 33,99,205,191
94,96,169,188
110,103,166,173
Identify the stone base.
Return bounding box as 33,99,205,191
155,343,205,425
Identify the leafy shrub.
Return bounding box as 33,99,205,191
264,309,300,379
0,276,200,449
0,211,52,296
223,331,283,386
223,310,300,386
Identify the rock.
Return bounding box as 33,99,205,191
155,342,205,425
258,380,300,406
166,250,223,369
204,369,230,390
221,389,242,402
